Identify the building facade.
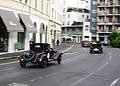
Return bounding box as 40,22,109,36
62,0,91,43
0,0,62,53
49,0,62,47
97,0,120,43
91,0,98,41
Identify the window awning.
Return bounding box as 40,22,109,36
19,14,37,33
0,9,24,32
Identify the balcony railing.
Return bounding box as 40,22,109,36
106,2,120,7
97,30,112,33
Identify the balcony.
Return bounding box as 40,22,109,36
106,3,120,7
97,30,112,34
105,12,120,16
98,3,106,7
98,12,106,16
97,20,105,25
114,21,120,25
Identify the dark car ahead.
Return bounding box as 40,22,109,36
19,43,63,68
81,41,90,47
90,42,103,54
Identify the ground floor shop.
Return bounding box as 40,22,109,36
0,7,62,53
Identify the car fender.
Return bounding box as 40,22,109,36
39,53,47,62
33,52,47,62
54,52,63,60
33,52,44,62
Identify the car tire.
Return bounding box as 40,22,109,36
100,50,103,54
90,50,93,54
20,60,26,68
41,58,47,68
57,59,61,64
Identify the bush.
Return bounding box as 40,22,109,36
109,32,120,48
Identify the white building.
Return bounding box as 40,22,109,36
0,0,62,53
49,0,62,47
82,22,92,41
62,0,91,43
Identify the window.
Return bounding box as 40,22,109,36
85,25,89,31
82,15,84,18
63,22,65,25
41,0,43,12
25,0,27,4
19,0,22,2
108,26,112,32
84,36,89,38
35,0,37,8
52,8,54,20
67,21,70,25
68,14,70,18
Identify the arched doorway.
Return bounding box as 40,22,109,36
32,22,37,42
0,17,8,52
45,26,48,43
40,23,45,43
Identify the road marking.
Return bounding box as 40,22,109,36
39,76,43,79
30,79,35,82
45,72,57,77
8,83,29,86
0,61,18,66
110,77,120,86
0,67,16,72
64,52,78,55
62,45,74,53
70,53,112,86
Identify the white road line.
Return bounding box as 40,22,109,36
39,76,43,79
29,73,57,82
110,78,120,86
70,53,112,86
62,45,74,53
64,52,78,55
8,83,28,86
0,61,19,66
0,67,16,72
30,79,35,82
45,72,57,77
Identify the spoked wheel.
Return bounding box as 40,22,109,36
57,55,62,64
20,60,26,68
57,59,61,64
41,58,47,68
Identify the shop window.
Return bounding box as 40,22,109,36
17,32,25,50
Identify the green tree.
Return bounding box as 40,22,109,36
109,32,120,47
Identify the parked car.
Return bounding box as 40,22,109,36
90,42,103,54
100,41,109,46
81,41,90,47
19,43,63,68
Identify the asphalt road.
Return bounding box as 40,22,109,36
0,44,120,86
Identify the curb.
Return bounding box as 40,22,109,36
0,43,73,61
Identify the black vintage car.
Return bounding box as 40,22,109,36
19,43,63,68
90,42,103,54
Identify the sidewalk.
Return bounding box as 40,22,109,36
0,43,72,61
